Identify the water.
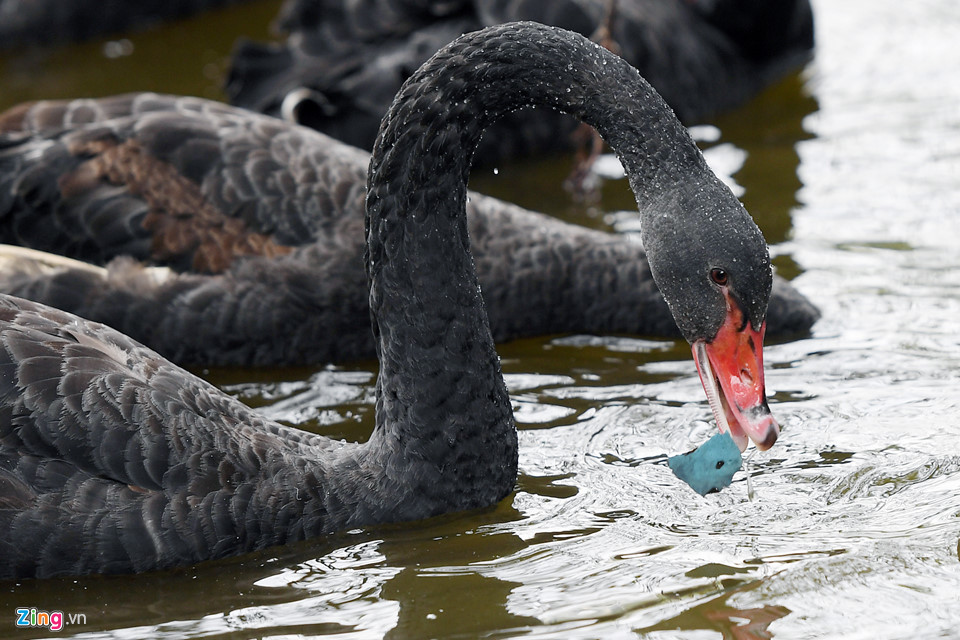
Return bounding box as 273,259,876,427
1,0,959,637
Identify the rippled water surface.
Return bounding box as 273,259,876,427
1,0,959,637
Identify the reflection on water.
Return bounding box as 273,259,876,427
2,0,960,637
638,589,791,640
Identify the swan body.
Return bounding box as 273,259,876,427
1,22,780,577
228,0,815,162
0,93,818,367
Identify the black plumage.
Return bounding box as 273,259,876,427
1,22,786,578
228,0,815,163
0,93,818,367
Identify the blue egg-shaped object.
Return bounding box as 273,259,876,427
668,432,743,495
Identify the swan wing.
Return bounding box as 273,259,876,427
0,93,369,272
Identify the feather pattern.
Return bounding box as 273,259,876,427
227,0,815,161
1,22,790,577
0,94,818,367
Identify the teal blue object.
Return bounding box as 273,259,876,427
668,432,743,495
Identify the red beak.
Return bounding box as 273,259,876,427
692,299,779,451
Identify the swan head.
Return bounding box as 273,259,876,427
640,176,779,452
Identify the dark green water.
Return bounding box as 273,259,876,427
1,0,959,637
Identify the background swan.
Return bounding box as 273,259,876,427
228,0,815,162
0,93,818,367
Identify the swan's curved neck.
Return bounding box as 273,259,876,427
358,22,722,517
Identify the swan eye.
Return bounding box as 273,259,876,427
715,460,725,469
710,268,728,286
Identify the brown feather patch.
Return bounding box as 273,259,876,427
60,137,293,273
0,101,36,133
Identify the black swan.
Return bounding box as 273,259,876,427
0,94,818,367
0,22,780,578
0,0,253,50
227,0,814,162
